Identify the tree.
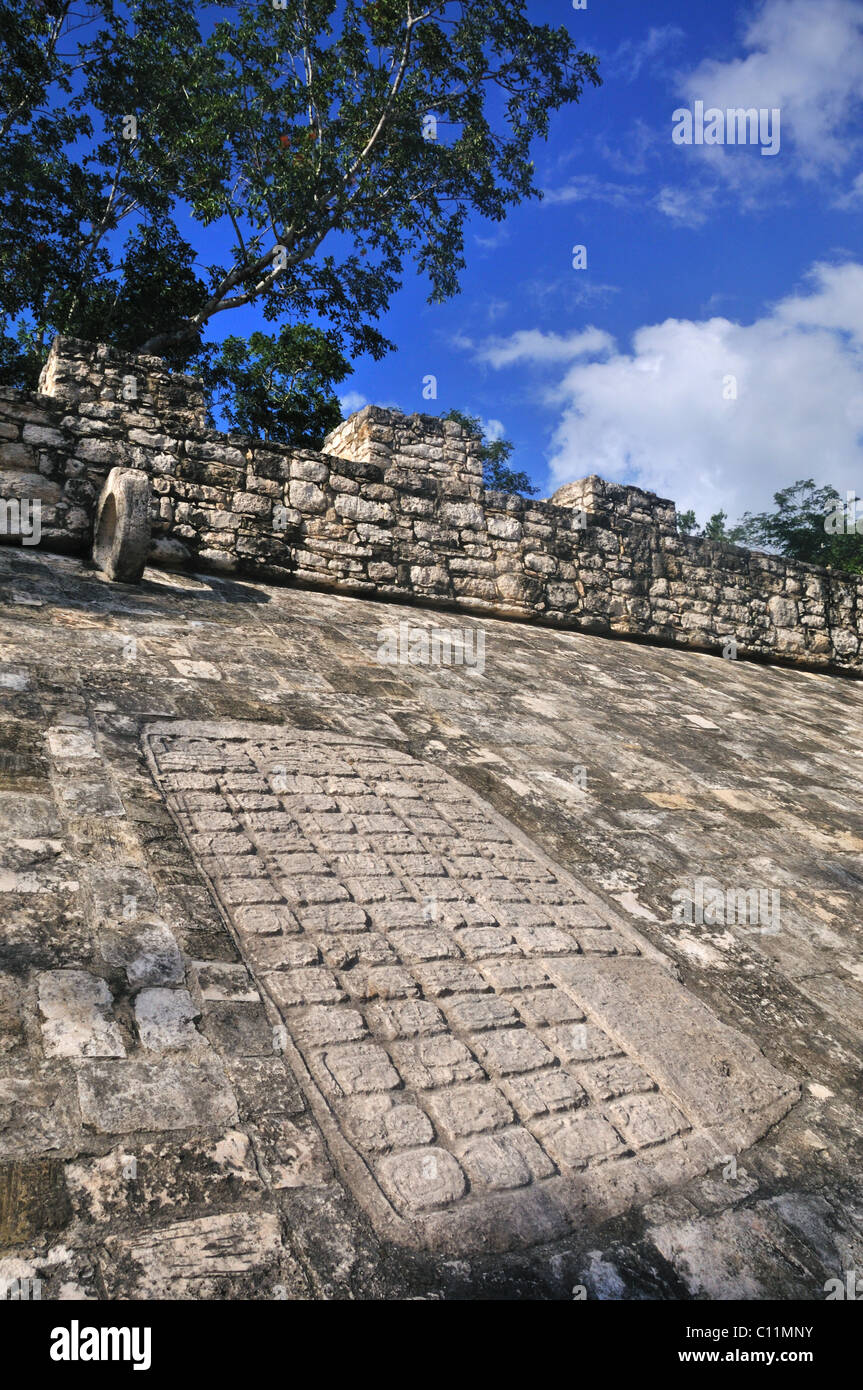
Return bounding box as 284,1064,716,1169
440,409,537,495
198,326,349,448
703,509,733,542
1,1,601,368
733,480,863,575
479,435,540,496
74,221,211,368
677,509,736,541
136,1,601,356
0,0,216,379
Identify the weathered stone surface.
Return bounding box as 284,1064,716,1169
101,1211,283,1298
134,988,200,1051
46,727,98,761
247,1115,331,1188
548,956,799,1149
0,533,860,1297
341,1094,435,1152
0,1066,80,1158
222,1057,305,1120
460,1128,555,1190
0,979,25,1054
377,1147,466,1212
141,720,761,1249
644,1200,852,1300
37,970,126,1058
132,696,807,1255
91,467,152,584
194,962,259,1003
148,535,191,568
0,1159,71,1245
99,921,184,988
76,1058,237,1133
65,1132,262,1226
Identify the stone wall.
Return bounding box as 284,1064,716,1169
551,475,679,536
0,335,860,674
324,406,484,495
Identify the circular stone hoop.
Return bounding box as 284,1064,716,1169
91,467,152,584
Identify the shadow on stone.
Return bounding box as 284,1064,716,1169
0,1160,71,1246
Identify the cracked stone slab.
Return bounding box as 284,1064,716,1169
99,920,185,988
134,988,201,1051
144,721,800,1254
64,1132,262,1226
100,1210,284,1299
45,727,100,762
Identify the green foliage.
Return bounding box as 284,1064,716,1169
0,0,213,383
732,480,863,574
439,408,537,495
678,482,862,574
0,0,601,367
481,437,539,496
702,509,732,541
678,508,737,541
77,222,210,368
196,326,349,448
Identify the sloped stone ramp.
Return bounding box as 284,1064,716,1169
144,722,799,1254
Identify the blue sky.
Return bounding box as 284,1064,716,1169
276,0,862,524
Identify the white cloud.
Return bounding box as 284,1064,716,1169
470,261,863,522
834,170,863,207
473,227,510,251
681,0,863,175
654,184,717,227
481,417,506,442
338,390,368,415
613,25,685,83
542,175,643,208
484,297,510,322
596,119,659,177
473,327,615,369
545,3,863,226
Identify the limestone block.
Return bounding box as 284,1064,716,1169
37,970,125,1059
91,467,152,583
289,479,327,512
767,594,799,629
22,424,65,447
148,536,191,569
0,470,62,504
0,440,35,469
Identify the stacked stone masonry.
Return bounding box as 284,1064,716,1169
0,336,860,673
